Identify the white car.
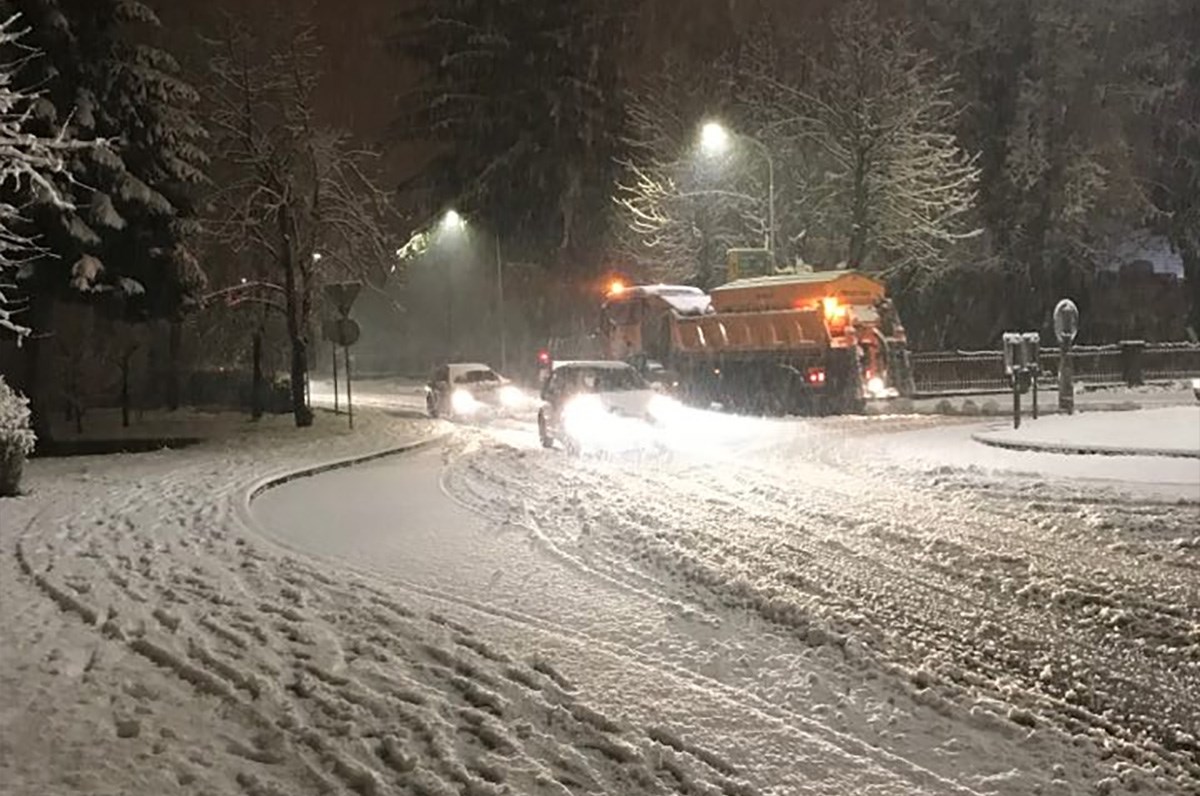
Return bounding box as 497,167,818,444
537,361,680,454
425,363,529,419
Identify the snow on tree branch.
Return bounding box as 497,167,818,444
740,1,980,280
611,57,765,288
0,14,101,340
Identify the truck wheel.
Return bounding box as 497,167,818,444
537,411,554,449
825,350,866,415
831,384,866,415
427,394,439,418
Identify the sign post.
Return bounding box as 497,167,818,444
1054,299,1079,415
345,340,354,430
322,282,363,428
1023,332,1042,420
331,340,340,413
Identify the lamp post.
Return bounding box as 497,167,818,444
439,209,507,372
700,121,776,259
494,232,506,373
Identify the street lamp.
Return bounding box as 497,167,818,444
699,121,776,259
441,208,464,233
438,209,507,373
700,121,730,155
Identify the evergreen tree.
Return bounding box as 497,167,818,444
4,0,208,319
392,0,631,269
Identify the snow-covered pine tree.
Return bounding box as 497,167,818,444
392,0,631,269
4,0,208,318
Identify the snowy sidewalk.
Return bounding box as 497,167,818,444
0,408,773,796
974,406,1200,458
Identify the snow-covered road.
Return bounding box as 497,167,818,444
3,386,1197,796
252,406,1200,795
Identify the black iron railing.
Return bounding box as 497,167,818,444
910,342,1200,395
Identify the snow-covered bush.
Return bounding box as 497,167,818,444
0,374,36,496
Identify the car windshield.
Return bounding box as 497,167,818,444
573,367,645,392
454,369,499,384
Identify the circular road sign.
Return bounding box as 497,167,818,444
326,317,361,347
1054,299,1079,344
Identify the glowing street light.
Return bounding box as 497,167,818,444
441,208,465,232
434,208,508,371
699,120,776,259
700,121,731,155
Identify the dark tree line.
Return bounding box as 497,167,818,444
396,0,1198,349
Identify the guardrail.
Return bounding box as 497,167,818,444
911,342,1200,396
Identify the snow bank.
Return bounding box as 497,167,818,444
975,406,1200,458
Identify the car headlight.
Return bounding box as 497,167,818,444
647,394,682,421
451,388,479,415
562,394,606,433
499,385,525,408
1192,377,1200,390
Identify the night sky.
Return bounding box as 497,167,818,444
154,0,410,178
152,0,759,185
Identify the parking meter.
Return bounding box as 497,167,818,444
1003,332,1023,376
1003,332,1042,428
1003,333,1033,391
1053,299,1079,414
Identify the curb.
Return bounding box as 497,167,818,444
971,433,1200,459
235,433,450,533
914,402,1145,419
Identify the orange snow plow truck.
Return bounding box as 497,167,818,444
598,270,915,415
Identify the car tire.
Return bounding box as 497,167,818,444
563,435,582,457
537,411,554,449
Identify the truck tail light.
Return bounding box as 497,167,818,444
807,367,826,385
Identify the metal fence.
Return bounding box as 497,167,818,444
911,342,1200,396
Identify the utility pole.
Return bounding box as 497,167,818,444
496,233,507,373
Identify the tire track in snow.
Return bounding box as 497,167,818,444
443,422,1200,791
4,413,762,796
409,435,986,795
